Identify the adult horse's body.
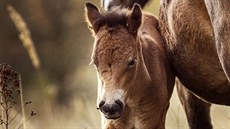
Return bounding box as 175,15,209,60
101,0,230,129
85,3,174,129
159,1,230,128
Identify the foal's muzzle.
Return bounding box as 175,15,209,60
99,100,124,119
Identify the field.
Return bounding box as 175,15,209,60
0,0,229,128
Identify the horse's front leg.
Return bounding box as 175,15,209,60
176,80,212,129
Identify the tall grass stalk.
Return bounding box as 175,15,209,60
7,5,40,70
7,5,47,102
19,75,26,129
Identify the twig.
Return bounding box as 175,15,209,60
8,103,27,126
15,115,33,129
3,90,9,129
8,111,20,125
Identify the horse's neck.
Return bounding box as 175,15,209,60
139,14,175,98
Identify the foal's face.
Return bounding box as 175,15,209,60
92,27,138,119
86,3,142,119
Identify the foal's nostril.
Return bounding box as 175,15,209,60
111,103,121,112
115,100,123,107
99,100,105,108
114,100,123,111
102,104,110,113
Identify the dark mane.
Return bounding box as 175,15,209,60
124,0,152,9
97,8,129,29
101,0,152,11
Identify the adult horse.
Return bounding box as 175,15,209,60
102,0,230,129
85,3,175,129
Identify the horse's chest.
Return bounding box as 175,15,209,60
132,117,151,129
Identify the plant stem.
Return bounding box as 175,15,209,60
15,115,33,129
0,86,5,129
3,93,9,129
5,108,8,129
19,75,26,129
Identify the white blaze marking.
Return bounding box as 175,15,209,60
104,89,125,105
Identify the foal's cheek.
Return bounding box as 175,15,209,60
122,70,136,89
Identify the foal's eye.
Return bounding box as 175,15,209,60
128,60,136,67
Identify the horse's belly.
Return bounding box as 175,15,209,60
160,0,230,105
171,49,230,105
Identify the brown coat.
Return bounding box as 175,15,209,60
86,3,174,129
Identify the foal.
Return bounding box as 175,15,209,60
85,3,174,129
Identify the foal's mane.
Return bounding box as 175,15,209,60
96,8,130,30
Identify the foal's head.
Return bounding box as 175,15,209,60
86,3,146,119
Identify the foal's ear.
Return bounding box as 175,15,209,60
127,4,142,35
85,3,102,34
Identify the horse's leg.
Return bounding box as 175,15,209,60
176,80,212,129
204,0,230,82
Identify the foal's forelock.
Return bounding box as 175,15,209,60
91,27,136,67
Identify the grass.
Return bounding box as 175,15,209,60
7,5,40,70
0,64,36,129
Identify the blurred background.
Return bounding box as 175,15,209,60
0,0,229,128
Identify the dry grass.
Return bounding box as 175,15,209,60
18,75,26,129
0,64,36,129
7,5,40,70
